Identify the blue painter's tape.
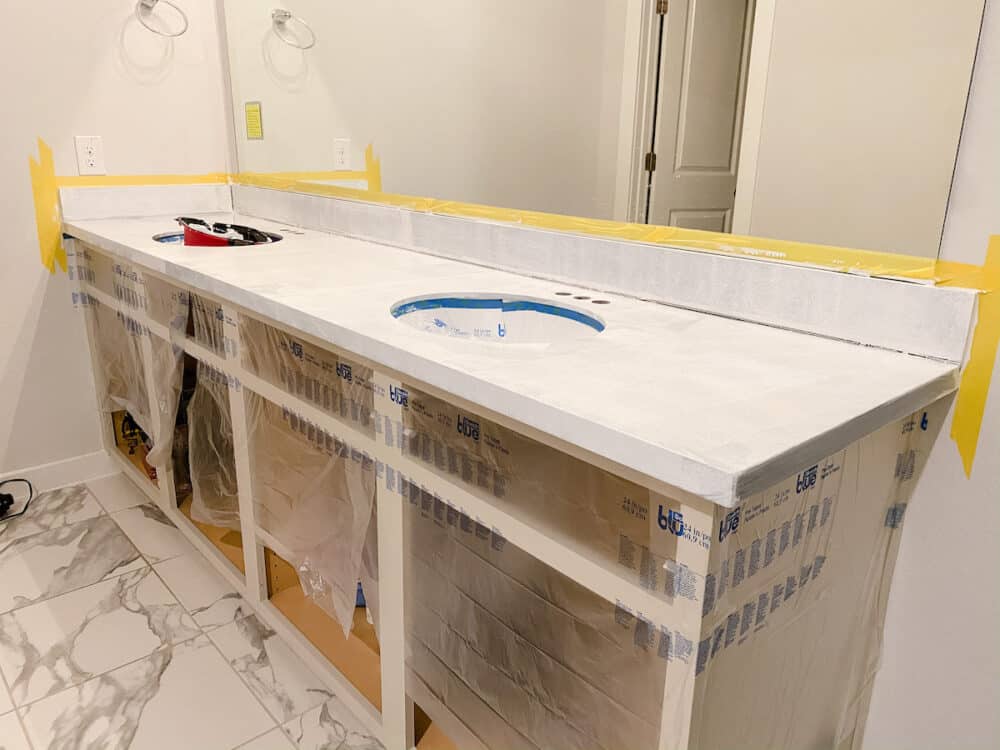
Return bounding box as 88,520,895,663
391,296,605,332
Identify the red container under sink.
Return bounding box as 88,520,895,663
176,217,281,246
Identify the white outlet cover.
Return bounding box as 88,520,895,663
74,135,106,176
333,138,351,169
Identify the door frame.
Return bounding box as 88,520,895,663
614,0,663,222
730,0,777,234
619,0,763,227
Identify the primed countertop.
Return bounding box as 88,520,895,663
65,213,958,506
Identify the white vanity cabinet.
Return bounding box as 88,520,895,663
66,210,961,750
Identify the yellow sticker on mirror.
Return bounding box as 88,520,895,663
245,101,263,140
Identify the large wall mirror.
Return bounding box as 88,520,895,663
222,1,986,259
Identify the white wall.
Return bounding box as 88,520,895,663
738,0,985,258
0,1,230,475
224,0,630,219
864,2,1000,747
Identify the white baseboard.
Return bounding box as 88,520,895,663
0,450,117,493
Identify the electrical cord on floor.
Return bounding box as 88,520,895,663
0,478,33,521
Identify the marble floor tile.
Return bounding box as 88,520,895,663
210,614,332,723
0,516,143,613
154,553,251,630
20,633,275,750
282,695,384,750
0,712,30,750
0,484,104,544
0,566,199,706
240,727,296,750
86,473,150,514
112,504,195,563
0,675,11,715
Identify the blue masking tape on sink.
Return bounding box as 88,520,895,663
391,294,605,344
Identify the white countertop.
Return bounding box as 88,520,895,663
65,213,958,506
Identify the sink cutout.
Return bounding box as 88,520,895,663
152,226,283,245
153,231,185,244
391,294,605,344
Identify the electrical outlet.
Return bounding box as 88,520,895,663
74,135,106,176
333,138,351,169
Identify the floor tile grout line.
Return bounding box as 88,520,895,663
1,555,194,712
80,482,113,516
102,488,314,731
0,479,186,747
0,482,151,618
148,559,295,742
106,485,338,743
0,648,34,750
141,507,326,736
98,483,295,737
106,501,189,571
231,725,294,750
0,556,152,621
149,556,254,635
0,485,108,545
83,479,321,746
202,613,320,733
10,705,36,750
89,476,176,574
84,474,153,516
10,624,208,715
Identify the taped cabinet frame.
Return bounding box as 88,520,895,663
72,239,706,750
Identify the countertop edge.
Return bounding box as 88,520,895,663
64,220,959,508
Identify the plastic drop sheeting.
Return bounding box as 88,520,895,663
84,252,187,469
187,361,240,528
398,387,691,602
399,390,950,750
90,301,150,430
239,314,380,634
247,392,377,635
240,315,376,438
405,500,665,750
187,292,241,527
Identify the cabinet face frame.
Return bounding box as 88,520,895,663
73,240,693,750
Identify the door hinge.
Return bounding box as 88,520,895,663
644,152,657,172
656,0,669,15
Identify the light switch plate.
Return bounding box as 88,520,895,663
74,135,106,176
333,138,351,169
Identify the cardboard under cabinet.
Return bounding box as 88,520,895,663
266,548,382,710
178,494,244,574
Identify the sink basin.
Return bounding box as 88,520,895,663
391,294,605,344
153,231,185,244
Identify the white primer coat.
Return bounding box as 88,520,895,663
63,210,958,506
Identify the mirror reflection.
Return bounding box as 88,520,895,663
223,1,986,258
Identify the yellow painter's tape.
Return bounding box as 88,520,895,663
230,173,949,282
29,137,1000,474
239,170,369,183
56,173,229,187
950,236,1000,477
364,143,382,192
28,138,66,274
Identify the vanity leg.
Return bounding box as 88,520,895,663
375,370,413,749
378,485,413,749
222,302,269,604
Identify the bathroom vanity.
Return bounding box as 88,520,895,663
61,184,976,750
